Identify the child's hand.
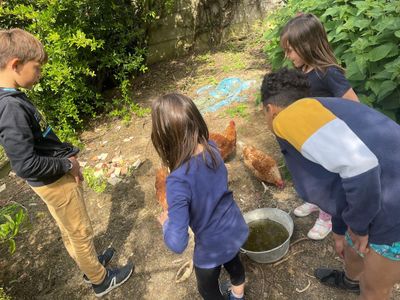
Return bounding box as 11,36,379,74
348,228,369,255
68,156,82,184
157,210,168,226
332,233,345,258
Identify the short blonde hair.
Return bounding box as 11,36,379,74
0,28,47,69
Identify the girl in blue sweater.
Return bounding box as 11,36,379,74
151,93,249,300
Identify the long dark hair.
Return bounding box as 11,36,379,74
151,93,218,172
280,13,344,74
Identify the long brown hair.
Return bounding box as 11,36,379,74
151,93,218,172
280,13,344,74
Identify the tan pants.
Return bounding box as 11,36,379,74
31,174,106,284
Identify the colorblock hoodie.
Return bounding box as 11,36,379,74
274,97,400,244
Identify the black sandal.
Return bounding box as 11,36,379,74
314,268,360,294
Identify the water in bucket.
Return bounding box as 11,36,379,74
243,219,289,252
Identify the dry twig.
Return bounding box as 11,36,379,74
175,260,193,283
290,237,309,248
273,249,305,267
295,280,311,293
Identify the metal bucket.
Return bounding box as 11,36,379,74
241,208,294,263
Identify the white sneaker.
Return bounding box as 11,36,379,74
293,203,319,217
307,218,332,240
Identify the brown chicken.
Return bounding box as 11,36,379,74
209,120,236,161
155,166,169,211
242,144,284,188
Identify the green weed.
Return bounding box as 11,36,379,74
223,104,249,118
0,203,29,254
83,167,107,194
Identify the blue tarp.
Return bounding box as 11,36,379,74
194,77,256,113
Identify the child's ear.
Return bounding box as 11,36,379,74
9,58,21,71
268,104,281,118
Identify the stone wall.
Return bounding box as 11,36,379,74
147,0,282,64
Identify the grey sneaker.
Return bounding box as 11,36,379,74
92,262,134,297
83,247,115,284
219,280,232,296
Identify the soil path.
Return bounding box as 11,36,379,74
1,24,399,300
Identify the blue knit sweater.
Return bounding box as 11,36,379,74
162,143,249,268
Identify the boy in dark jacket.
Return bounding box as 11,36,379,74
261,68,400,300
0,28,133,297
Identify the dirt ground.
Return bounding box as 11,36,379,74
1,24,400,300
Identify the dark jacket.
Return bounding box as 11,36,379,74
0,88,79,186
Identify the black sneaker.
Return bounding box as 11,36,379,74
314,268,360,294
92,262,134,297
83,247,116,284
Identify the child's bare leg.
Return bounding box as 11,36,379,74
343,243,364,281
359,248,400,300
231,282,244,296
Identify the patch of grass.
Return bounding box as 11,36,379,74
207,76,219,86
195,52,213,64
83,167,107,194
108,102,150,126
278,158,292,182
223,103,248,118
254,92,262,106
221,53,247,72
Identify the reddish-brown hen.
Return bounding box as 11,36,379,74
155,166,169,211
209,120,236,161
242,144,284,188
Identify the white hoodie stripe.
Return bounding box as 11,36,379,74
301,118,378,178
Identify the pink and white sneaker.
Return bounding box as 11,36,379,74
293,202,319,217
307,218,332,240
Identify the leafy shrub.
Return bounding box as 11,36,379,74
0,288,11,300
0,203,28,254
0,0,171,141
264,0,400,121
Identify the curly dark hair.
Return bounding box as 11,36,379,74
261,68,310,107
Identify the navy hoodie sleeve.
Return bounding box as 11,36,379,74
0,99,70,179
163,175,191,254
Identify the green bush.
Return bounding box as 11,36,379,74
0,1,171,141
0,203,28,254
264,0,400,121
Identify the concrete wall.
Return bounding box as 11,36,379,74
147,0,282,64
